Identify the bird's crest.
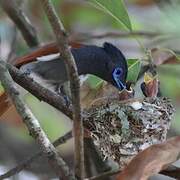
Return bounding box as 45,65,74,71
103,42,126,62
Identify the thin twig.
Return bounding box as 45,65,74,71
70,31,161,42
0,0,39,47
7,63,73,119
0,131,72,180
0,60,74,179
39,0,84,179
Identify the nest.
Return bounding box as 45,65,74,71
83,97,175,169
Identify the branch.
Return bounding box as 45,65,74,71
0,0,39,47
70,31,161,41
7,63,73,119
0,61,74,179
39,0,84,178
0,131,72,179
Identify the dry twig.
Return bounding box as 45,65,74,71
39,0,84,178
7,63,73,118
0,60,74,179
70,31,160,42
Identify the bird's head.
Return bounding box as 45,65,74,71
103,42,128,91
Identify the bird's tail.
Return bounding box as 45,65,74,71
12,42,82,67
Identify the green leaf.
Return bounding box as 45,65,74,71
87,75,103,89
89,0,132,30
127,59,141,82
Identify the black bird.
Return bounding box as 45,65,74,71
20,42,128,91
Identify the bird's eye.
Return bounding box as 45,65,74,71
115,68,123,76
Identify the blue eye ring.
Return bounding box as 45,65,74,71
112,67,126,90
114,68,123,76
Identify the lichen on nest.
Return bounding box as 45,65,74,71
83,97,175,169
